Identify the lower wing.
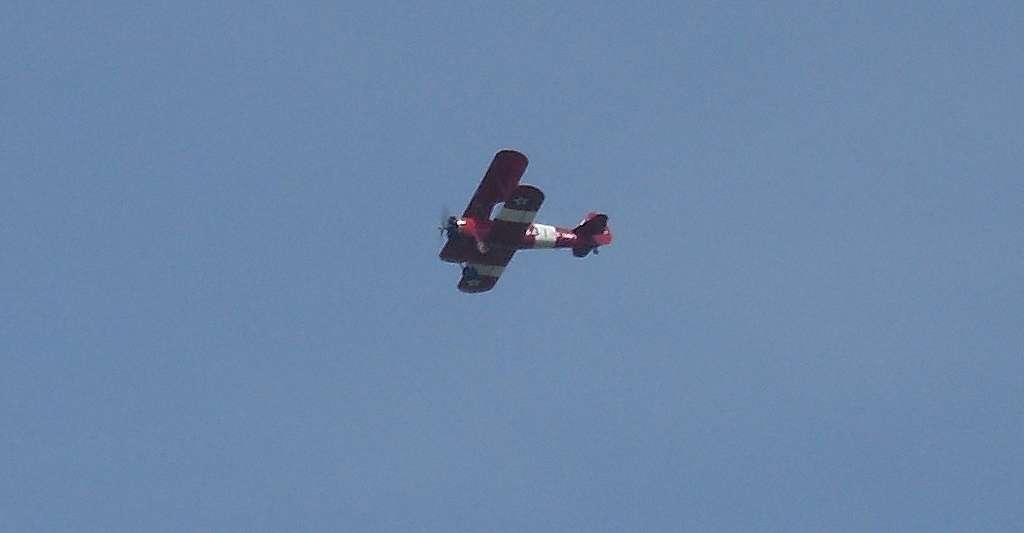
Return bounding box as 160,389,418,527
458,248,516,293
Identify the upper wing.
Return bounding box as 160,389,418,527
487,184,545,245
462,150,529,221
458,248,516,293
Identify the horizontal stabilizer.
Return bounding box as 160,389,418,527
572,213,608,237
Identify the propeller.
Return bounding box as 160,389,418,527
437,206,448,241
437,207,458,243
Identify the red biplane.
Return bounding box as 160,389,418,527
439,149,612,293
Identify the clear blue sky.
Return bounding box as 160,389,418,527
3,2,1022,531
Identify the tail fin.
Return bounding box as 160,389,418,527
572,212,612,256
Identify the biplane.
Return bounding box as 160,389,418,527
439,149,612,293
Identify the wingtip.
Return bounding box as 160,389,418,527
496,149,528,166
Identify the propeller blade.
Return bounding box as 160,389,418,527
438,206,452,244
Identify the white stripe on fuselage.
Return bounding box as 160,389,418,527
532,224,557,248
495,207,536,224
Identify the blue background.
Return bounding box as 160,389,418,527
3,2,1022,531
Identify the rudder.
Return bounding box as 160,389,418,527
571,212,612,256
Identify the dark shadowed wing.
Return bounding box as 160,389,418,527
457,248,517,294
